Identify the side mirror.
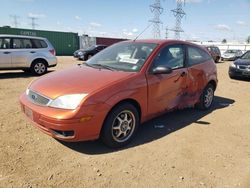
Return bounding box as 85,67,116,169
152,66,172,75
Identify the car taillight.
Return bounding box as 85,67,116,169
49,49,56,56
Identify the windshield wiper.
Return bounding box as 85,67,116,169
86,63,116,71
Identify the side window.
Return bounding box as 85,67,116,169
0,38,11,49
188,46,212,66
31,39,47,48
13,38,23,49
152,45,185,69
22,39,32,48
40,40,48,48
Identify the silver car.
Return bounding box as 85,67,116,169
221,49,243,61
0,35,57,75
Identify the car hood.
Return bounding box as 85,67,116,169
234,59,250,65
29,65,134,99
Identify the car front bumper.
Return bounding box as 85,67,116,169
19,93,110,142
221,56,235,61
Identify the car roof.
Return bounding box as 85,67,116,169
122,39,205,50
124,39,197,45
0,34,46,40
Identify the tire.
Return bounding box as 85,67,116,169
229,74,236,79
101,103,139,148
31,61,47,75
215,56,220,63
196,83,215,110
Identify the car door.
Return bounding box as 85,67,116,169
146,44,188,116
0,37,12,68
11,38,33,68
186,45,213,103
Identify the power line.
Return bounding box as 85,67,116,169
170,0,186,39
149,0,163,39
10,15,20,28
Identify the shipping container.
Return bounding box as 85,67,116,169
95,37,127,46
0,26,79,55
79,35,127,49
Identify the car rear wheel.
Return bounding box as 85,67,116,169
31,61,47,75
196,83,215,110
101,103,139,148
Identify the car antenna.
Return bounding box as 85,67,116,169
133,23,153,42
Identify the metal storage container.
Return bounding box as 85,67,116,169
0,27,79,55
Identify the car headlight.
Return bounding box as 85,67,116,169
48,94,88,110
26,88,30,95
230,63,237,68
78,51,83,56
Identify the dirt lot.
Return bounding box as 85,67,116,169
0,57,250,188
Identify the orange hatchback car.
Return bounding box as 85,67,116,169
20,40,217,148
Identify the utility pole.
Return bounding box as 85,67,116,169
171,0,186,39
10,15,20,28
29,17,38,30
149,0,163,39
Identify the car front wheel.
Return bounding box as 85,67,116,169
101,103,139,148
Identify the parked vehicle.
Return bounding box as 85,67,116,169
221,49,243,61
204,45,221,63
20,39,217,148
229,50,250,79
74,45,107,61
0,35,57,75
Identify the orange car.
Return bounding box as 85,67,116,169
20,40,217,148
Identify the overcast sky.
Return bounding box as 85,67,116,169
0,0,250,42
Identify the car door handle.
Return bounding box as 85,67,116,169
3,51,11,54
180,72,187,77
175,72,187,83
30,51,36,53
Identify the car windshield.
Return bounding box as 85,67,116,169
85,46,96,51
241,52,250,59
85,42,158,72
225,50,237,53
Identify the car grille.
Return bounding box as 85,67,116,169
27,90,51,106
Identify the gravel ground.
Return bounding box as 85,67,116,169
0,57,249,188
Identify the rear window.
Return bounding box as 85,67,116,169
31,39,48,48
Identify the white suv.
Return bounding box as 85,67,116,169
0,35,57,75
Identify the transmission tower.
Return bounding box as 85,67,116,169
29,17,38,30
149,0,163,39
171,0,186,39
165,26,169,39
10,15,20,28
